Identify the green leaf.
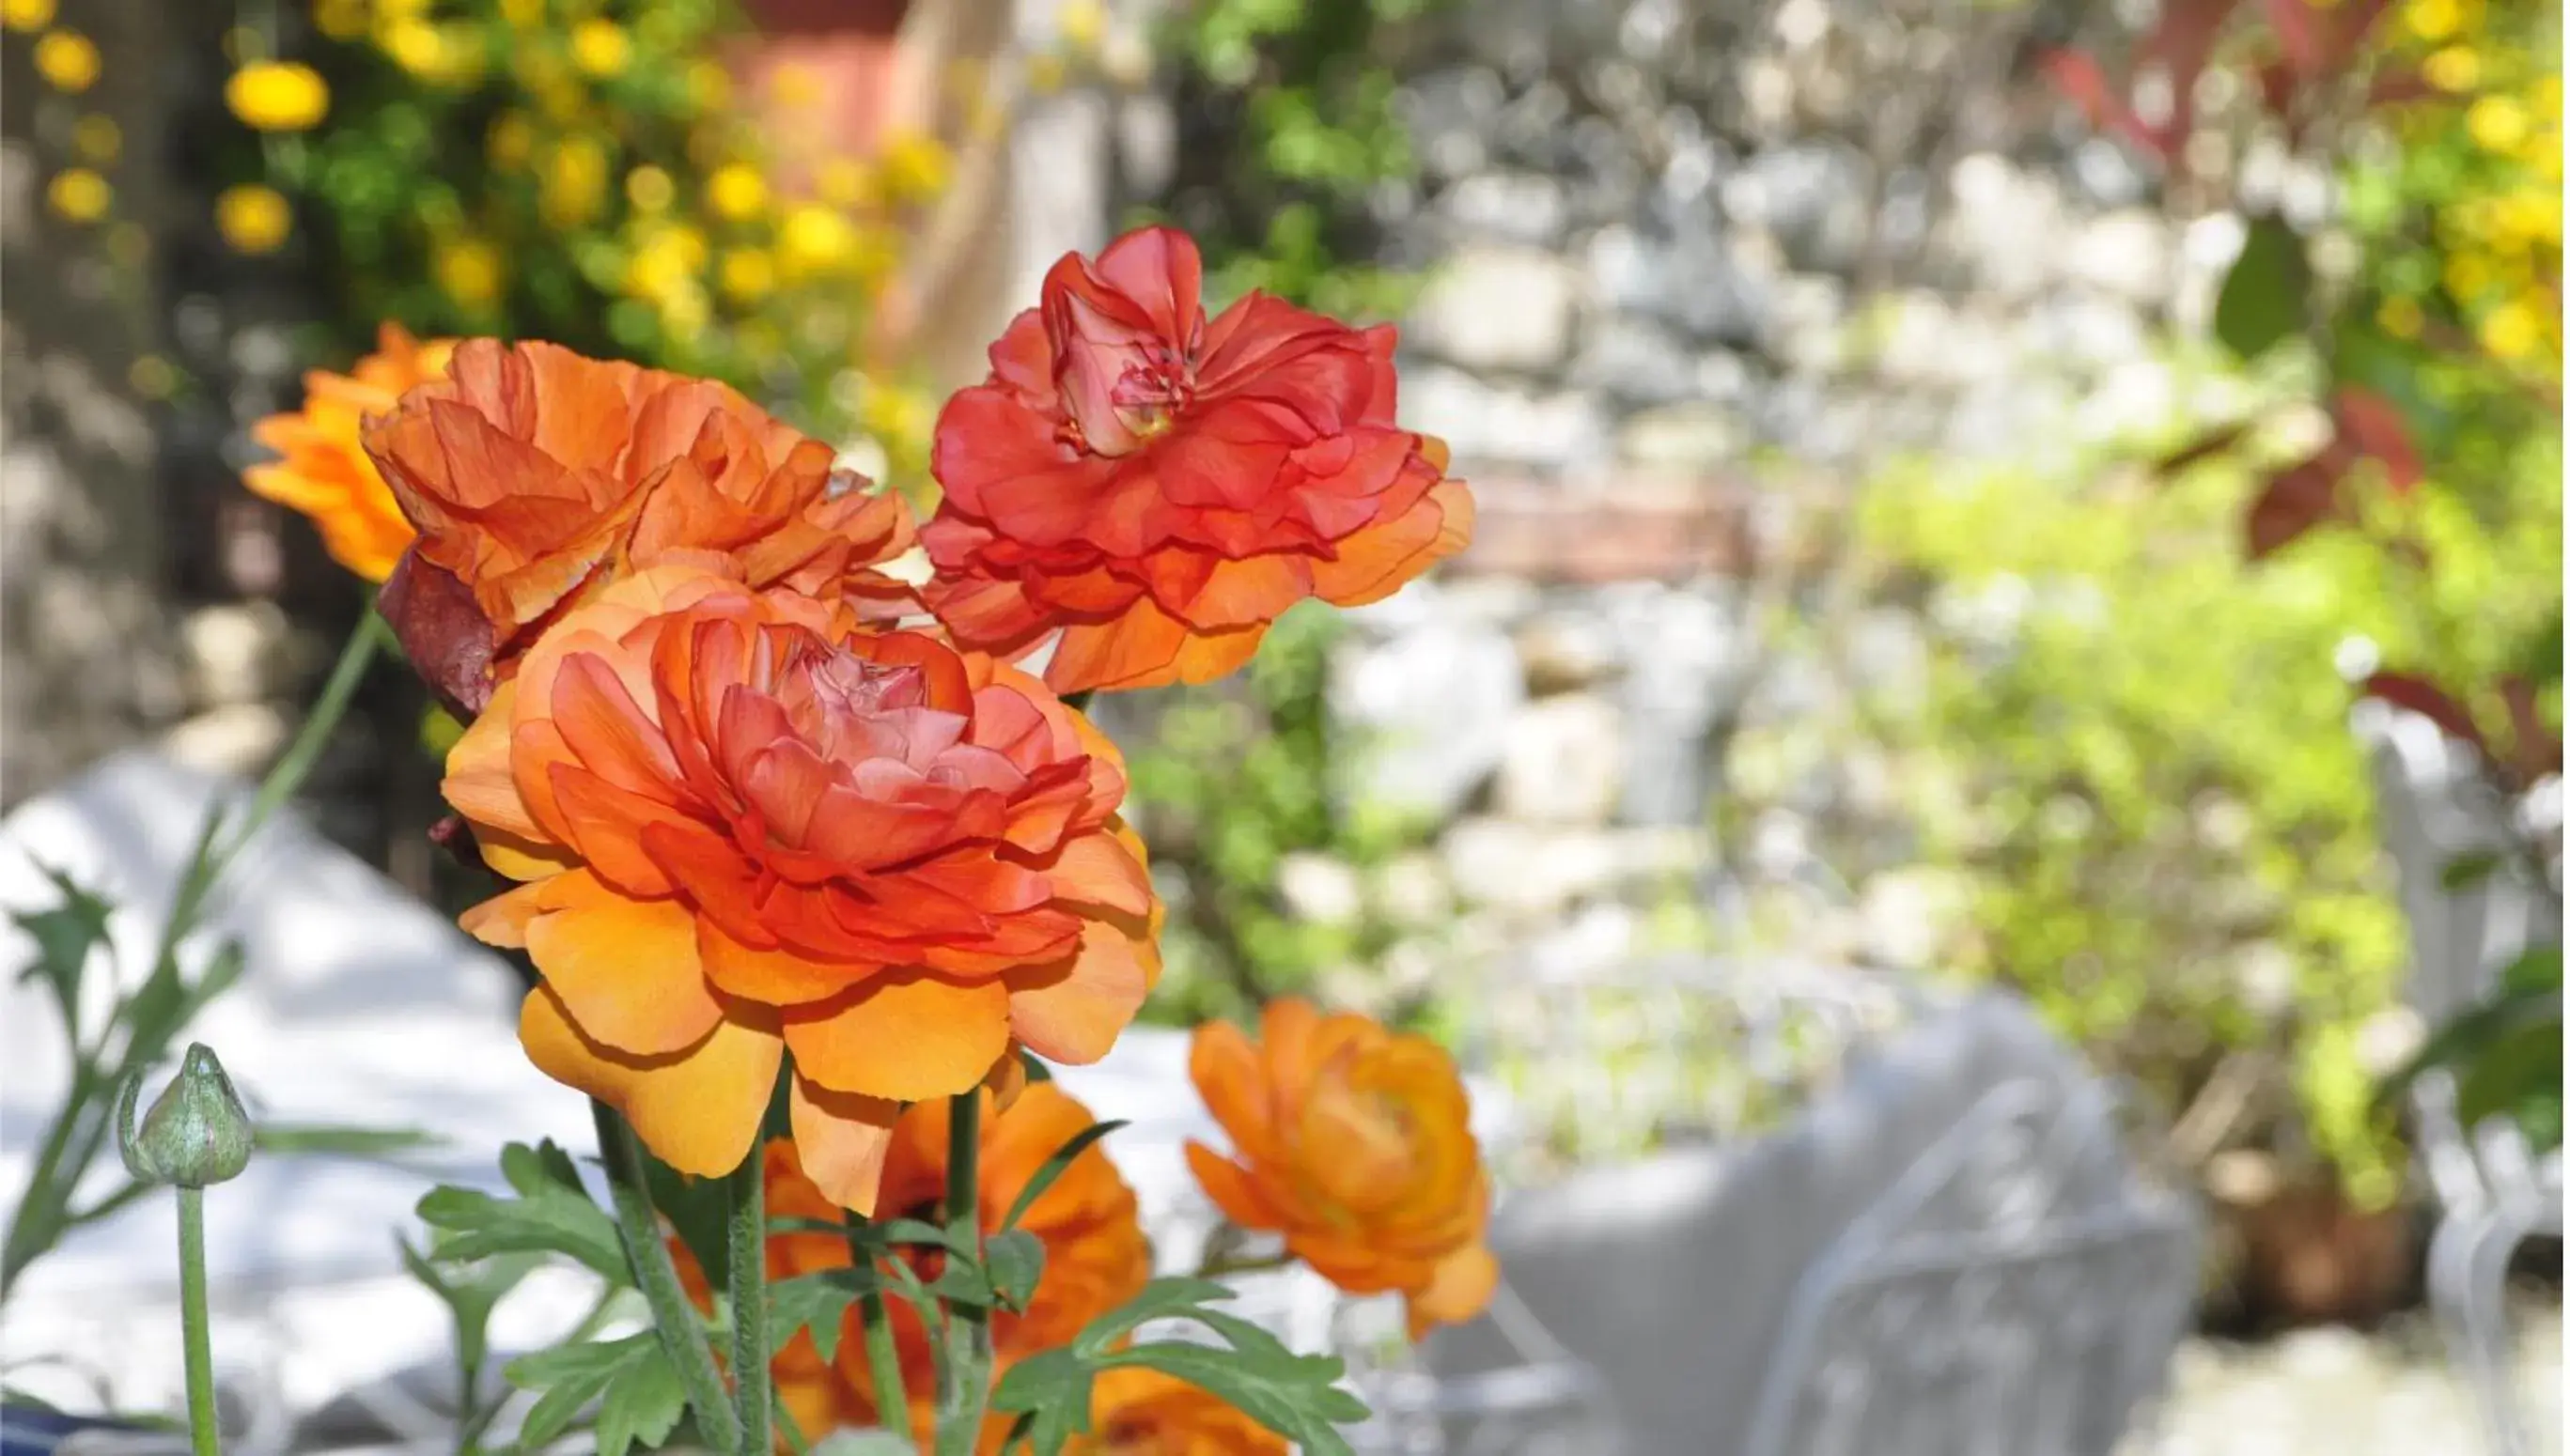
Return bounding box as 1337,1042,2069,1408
257,1123,440,1163
769,1268,873,1362
1017,1048,1054,1084
398,1236,543,1377
989,1348,1095,1456
1100,1341,1367,1456
646,1146,730,1293
2440,851,2505,890
1000,1121,1128,1232
506,1332,683,1456
11,862,112,1043
416,1141,626,1281
2501,946,2562,995
2214,215,2312,362
1072,1278,1237,1359
986,1230,1045,1312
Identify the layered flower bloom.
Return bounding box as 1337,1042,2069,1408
849,1086,1152,1444
1186,999,1496,1339
922,226,1473,693
443,566,1160,1212
1067,1370,1288,1456
243,323,454,582
365,338,914,716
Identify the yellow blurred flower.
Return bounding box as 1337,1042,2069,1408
379,18,443,75
487,111,537,169
706,163,767,222
2423,45,2481,93
501,0,544,28
817,157,874,209
2445,250,2495,300
3,0,55,33
770,61,823,110
626,164,676,212
877,131,951,203
778,202,855,275
718,248,774,302
312,0,366,40
570,19,629,78
2536,75,2562,121
1026,51,1067,97
34,29,99,92
226,61,331,132
859,383,932,448
47,167,108,223
540,135,610,226
2400,0,2462,41
2478,300,2546,360
71,114,118,163
686,58,731,111
659,283,709,343
2468,95,2530,152
215,183,292,254
128,353,176,399
2377,295,2426,339
435,238,503,305
2496,189,2561,247
1058,0,1105,50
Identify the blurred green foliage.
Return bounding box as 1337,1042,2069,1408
1125,602,1437,1029
1144,0,1441,318
226,0,949,467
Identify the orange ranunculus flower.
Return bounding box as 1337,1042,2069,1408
364,337,913,716
845,1084,1153,1446
1185,999,1497,1340
443,565,1160,1213
1067,1369,1287,1456
670,1139,878,1446
920,225,1473,694
243,322,455,582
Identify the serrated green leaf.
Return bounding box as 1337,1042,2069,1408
1099,1340,1366,1456
257,1123,439,1162
417,1146,626,1281
986,1230,1045,1312
989,1348,1095,1456
1072,1278,1235,1359
1000,1122,1128,1232
2214,215,2312,362
770,1268,873,1361
592,1345,686,1456
399,1237,543,1377
509,1334,652,1451
11,862,112,1043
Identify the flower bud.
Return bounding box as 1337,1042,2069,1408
117,1044,254,1188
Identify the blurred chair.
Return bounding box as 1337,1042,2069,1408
2352,693,2563,1456
1416,991,2199,1456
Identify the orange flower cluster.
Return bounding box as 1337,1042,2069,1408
1187,999,1497,1338
243,323,454,582
245,224,1490,1450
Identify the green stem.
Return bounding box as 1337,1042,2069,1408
177,1186,220,1456
771,1394,811,1456
933,1092,989,1456
594,1104,742,1456
844,1215,912,1438
219,612,387,863
728,1150,772,1456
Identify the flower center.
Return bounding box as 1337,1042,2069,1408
1108,339,1192,442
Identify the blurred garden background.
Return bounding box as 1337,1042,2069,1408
1,0,2562,1448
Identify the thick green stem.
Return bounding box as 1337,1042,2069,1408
594,1104,742,1456
177,1186,219,1456
844,1215,913,1440
221,612,387,862
932,1093,989,1456
728,1150,772,1456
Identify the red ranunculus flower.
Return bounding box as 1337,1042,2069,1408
922,226,1472,693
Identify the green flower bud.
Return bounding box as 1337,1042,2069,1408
117,1044,254,1188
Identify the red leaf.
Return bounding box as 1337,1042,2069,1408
2330,383,2425,493
2367,67,2438,106
2245,443,2353,558
2154,422,2252,477
2039,47,2162,154
2320,0,2395,70
2360,671,2491,753
2262,0,2324,76
379,549,498,721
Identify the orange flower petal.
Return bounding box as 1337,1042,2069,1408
699,919,871,1005
458,876,549,949
519,987,781,1178
1005,918,1153,1066
443,681,546,843
1183,1140,1289,1230
1406,1243,1499,1338
1186,1017,1281,1168
789,1074,900,1215
1037,829,1153,919
521,869,723,1057
1312,477,1473,608
784,971,1014,1102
